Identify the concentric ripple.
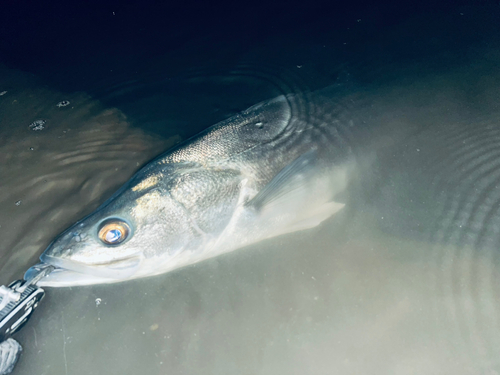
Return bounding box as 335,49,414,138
373,109,500,369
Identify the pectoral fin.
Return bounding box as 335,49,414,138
247,150,317,211
282,201,345,235
246,150,345,237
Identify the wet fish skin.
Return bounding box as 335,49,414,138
33,89,357,287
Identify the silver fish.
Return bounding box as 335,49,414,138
29,88,360,287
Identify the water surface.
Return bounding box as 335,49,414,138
1,3,500,374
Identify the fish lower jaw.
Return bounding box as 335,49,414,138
37,253,143,286
34,267,124,287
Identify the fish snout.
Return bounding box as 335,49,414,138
42,228,91,259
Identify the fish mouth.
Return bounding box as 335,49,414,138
25,265,122,287
32,254,142,287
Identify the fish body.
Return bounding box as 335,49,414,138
30,88,360,286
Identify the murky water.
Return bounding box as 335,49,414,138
1,3,500,374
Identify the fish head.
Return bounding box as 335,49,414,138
35,163,244,287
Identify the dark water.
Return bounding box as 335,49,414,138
1,1,500,374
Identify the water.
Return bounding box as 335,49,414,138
1,2,500,374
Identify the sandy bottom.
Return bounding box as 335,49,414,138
0,65,178,283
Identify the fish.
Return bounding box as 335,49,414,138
28,87,363,287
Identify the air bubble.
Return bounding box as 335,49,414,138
29,120,45,131
56,100,70,107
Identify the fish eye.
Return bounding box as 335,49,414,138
98,219,131,245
